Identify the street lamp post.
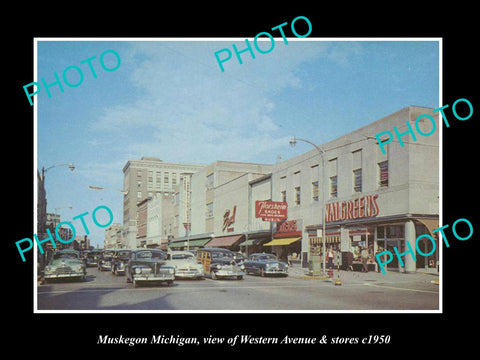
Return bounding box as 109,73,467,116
289,136,328,278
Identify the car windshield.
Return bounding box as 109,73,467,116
172,254,194,260
136,251,166,260
53,252,78,260
255,254,278,261
117,251,130,257
212,251,233,259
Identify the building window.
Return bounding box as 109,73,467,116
137,170,142,178
312,181,319,201
137,181,141,188
206,173,214,189
330,176,337,198
295,186,301,205
164,172,169,184
172,173,177,185
137,191,142,199
281,190,287,203
378,161,389,187
353,168,362,193
206,202,213,218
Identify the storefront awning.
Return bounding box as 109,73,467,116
309,236,340,245
415,218,439,237
263,237,301,246
205,234,245,248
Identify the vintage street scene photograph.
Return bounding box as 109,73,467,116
33,38,441,312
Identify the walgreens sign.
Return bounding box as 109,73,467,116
255,201,288,222
325,195,379,223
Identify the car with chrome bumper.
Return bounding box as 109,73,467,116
85,250,103,267
166,251,204,279
244,253,289,277
43,249,86,282
98,249,115,271
125,249,175,287
197,248,245,280
111,249,131,276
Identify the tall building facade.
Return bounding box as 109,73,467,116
122,157,204,248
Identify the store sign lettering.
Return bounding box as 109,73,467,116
223,206,236,232
325,195,379,223
278,220,297,233
255,200,288,222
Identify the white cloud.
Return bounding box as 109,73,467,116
89,40,360,164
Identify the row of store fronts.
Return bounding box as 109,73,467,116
166,106,440,273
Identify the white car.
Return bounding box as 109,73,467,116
166,251,204,279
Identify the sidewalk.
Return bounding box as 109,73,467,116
287,263,439,285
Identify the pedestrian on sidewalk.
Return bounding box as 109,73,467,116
361,247,369,272
346,251,354,271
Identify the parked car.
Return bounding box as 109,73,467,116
111,249,132,276
98,249,115,271
197,248,245,280
85,250,103,267
43,249,86,282
125,249,175,287
166,251,204,279
244,253,289,277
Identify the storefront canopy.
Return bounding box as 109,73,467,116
263,237,301,246
205,234,245,248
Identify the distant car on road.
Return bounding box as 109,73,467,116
244,253,289,277
85,250,103,267
111,249,132,276
125,249,175,288
166,251,204,279
98,249,115,271
43,249,87,282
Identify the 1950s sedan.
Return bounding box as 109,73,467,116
244,253,289,277
197,248,245,280
166,251,204,279
125,249,175,287
111,249,131,276
98,249,115,271
43,249,87,282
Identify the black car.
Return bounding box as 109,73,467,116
125,249,175,288
98,249,115,271
197,248,245,280
85,250,103,267
111,249,132,276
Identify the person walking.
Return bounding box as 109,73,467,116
361,247,369,272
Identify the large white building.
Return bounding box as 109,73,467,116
271,105,439,272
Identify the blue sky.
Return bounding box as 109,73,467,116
36,39,440,247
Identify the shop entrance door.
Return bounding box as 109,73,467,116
386,240,399,271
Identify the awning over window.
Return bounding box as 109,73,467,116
205,234,245,248
263,237,301,246
415,218,439,237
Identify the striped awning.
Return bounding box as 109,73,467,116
309,236,340,245
263,237,301,246
204,234,245,248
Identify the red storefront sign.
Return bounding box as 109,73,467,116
255,201,288,222
325,194,379,223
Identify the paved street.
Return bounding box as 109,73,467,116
36,266,439,311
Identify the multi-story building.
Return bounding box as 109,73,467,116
169,161,273,250
104,223,123,249
271,106,439,273
122,157,204,248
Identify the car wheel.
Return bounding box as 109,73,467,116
210,270,217,280
237,275,243,280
